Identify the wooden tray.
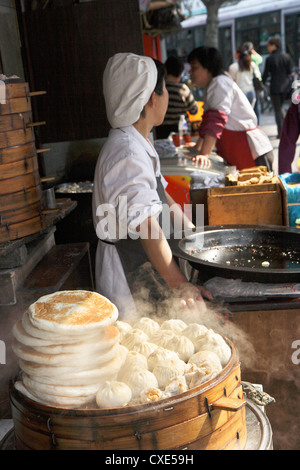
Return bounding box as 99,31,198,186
207,183,284,226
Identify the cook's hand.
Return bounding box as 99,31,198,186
192,155,211,169
174,283,213,321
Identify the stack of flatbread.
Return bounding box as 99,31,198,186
12,290,126,408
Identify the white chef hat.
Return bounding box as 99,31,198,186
103,52,158,129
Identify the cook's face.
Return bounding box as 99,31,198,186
190,59,212,88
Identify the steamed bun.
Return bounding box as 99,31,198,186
184,362,203,387
189,369,213,388
160,319,187,334
96,380,132,408
123,369,158,399
165,334,194,362
150,329,176,349
147,347,182,372
153,361,186,388
134,317,160,336
140,387,163,403
163,375,188,397
194,329,231,366
121,328,148,350
132,341,158,359
116,321,132,341
181,323,208,344
117,350,147,381
188,350,222,375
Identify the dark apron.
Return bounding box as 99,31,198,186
115,176,174,309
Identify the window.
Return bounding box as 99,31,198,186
285,13,300,68
236,11,281,55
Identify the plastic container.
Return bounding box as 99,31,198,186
178,115,189,145
279,173,300,226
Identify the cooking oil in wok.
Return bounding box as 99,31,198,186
188,244,300,270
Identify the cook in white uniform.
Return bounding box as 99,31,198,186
92,53,211,320
187,46,274,171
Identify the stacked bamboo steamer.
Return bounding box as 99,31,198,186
0,78,46,242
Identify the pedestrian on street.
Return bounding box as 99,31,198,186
243,41,263,124
228,45,261,108
262,37,293,138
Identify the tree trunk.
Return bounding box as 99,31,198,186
202,0,227,48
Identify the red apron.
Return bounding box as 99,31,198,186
216,128,256,170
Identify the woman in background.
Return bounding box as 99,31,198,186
188,46,274,171
228,46,262,108
243,41,263,124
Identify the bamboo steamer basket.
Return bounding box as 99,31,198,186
0,202,42,225
2,81,30,99
0,156,39,180
10,338,247,450
0,185,42,212
0,111,33,132
0,127,35,148
0,170,45,242
0,97,32,115
0,142,38,164
0,214,45,242
0,170,41,196
0,80,46,242
3,81,46,100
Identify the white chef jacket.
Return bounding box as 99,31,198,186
92,125,168,319
204,74,273,158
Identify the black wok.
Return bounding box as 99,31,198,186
169,225,300,284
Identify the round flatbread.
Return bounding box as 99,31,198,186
21,311,103,344
27,290,118,335
18,345,128,386
22,373,101,398
15,324,120,355
12,338,120,367
14,380,95,408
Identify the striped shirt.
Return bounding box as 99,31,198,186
163,81,198,126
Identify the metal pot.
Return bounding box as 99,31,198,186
169,225,300,283
42,187,56,209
